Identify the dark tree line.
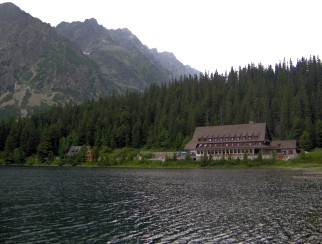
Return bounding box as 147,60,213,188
1,56,322,163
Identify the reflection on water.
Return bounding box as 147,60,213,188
0,167,321,243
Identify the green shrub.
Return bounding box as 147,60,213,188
0,151,5,164
26,155,41,166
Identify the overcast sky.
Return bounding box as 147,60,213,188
1,0,321,74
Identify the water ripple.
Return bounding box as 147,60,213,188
1,167,321,243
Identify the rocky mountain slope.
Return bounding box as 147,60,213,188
56,18,199,90
0,3,199,117
0,3,117,117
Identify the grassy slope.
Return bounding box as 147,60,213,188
79,149,322,170
117,149,322,170
271,149,322,171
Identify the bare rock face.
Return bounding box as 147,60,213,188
56,19,200,90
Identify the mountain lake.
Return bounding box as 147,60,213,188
1,166,321,243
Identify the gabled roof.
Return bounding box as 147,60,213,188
185,123,271,150
67,146,90,156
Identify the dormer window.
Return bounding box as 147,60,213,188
231,137,234,141
225,137,229,141
248,136,252,140
237,137,240,140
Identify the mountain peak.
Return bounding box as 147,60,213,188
0,2,29,21
0,2,20,9
84,18,99,26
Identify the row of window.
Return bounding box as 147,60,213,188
197,148,255,155
197,142,262,148
198,135,259,142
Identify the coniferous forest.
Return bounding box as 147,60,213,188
1,56,322,164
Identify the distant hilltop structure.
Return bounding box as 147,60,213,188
185,122,298,161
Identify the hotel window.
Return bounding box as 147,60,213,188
214,138,217,141
248,136,252,140
225,137,229,141
242,136,246,140
209,138,212,142
231,137,234,140
237,137,240,140
220,138,223,141
226,144,229,146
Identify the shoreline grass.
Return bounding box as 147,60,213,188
1,149,322,172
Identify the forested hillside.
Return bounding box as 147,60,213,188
1,56,322,164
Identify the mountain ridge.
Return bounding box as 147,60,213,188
0,3,199,117
56,18,199,90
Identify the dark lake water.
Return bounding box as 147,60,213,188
1,166,321,243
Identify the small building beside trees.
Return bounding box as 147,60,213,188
67,146,94,161
184,122,298,161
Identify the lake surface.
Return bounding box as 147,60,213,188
0,167,321,243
